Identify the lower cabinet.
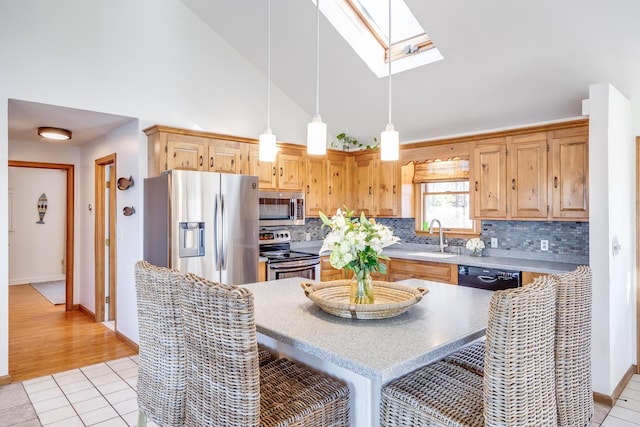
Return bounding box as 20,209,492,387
388,258,458,285
521,271,547,286
320,256,456,285
259,261,266,282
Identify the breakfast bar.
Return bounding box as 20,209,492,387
242,277,494,427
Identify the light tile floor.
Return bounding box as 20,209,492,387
3,357,640,426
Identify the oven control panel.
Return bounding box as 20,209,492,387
259,229,291,244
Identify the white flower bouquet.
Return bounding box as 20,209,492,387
466,237,485,256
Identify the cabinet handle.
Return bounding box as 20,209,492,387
280,167,283,177
210,157,213,168
511,179,516,190
306,185,310,194
199,156,203,167
369,186,372,195
393,185,396,194
231,159,234,166
272,167,276,176
475,181,478,191
554,176,558,188
329,186,332,195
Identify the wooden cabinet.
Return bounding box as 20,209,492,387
166,134,206,171
353,154,375,216
521,271,547,286
305,156,326,217
550,128,589,220
376,160,398,216
508,133,548,219
472,138,508,218
320,256,351,281
326,154,348,215
251,146,305,191
471,124,588,221
259,260,267,282
388,258,458,285
207,141,243,174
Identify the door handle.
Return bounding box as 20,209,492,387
199,156,203,167
554,176,558,188
307,185,310,194
272,167,276,176
475,181,478,191
393,185,396,194
512,179,516,190
329,186,332,195
280,167,283,177
210,157,213,168
213,194,221,270
368,186,372,195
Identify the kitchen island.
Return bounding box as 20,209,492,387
242,277,493,427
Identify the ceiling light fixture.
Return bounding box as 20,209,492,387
259,0,277,162
380,0,399,161
38,127,72,141
307,0,327,156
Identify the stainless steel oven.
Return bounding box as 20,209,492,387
259,191,305,226
259,229,320,281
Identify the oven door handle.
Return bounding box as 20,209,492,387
477,275,498,283
269,263,319,271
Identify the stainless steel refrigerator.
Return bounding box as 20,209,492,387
143,170,259,285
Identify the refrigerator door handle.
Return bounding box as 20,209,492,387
221,194,228,270
213,193,222,271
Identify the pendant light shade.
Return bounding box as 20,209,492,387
259,0,277,162
380,0,399,161
259,128,277,162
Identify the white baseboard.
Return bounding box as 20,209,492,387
9,275,66,285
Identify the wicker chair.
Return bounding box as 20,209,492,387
380,275,557,426
134,260,187,427
444,338,485,375
554,266,593,427
180,273,350,427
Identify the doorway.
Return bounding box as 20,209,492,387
95,154,117,323
8,160,74,311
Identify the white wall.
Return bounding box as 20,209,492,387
0,0,311,378
8,167,66,285
589,82,637,395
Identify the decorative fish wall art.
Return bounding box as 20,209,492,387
37,193,48,224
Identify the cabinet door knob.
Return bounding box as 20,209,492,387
393,185,396,194
554,176,558,188
475,181,478,191
511,178,516,190
280,167,283,177
199,156,203,167
272,167,276,176
306,185,310,194
210,157,214,168
329,186,332,195
369,186,372,195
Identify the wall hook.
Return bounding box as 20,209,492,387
123,206,135,216
117,176,134,191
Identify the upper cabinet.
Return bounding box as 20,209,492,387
470,122,588,221
305,155,327,217
549,127,589,220
251,146,305,191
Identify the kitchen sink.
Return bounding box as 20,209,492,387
413,252,457,259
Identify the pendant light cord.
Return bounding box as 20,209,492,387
267,0,271,128
388,0,392,125
315,0,320,116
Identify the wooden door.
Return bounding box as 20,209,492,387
208,143,242,174
509,134,548,219
550,133,589,219
473,141,507,218
326,154,347,215
353,154,374,216
277,151,304,191
249,145,277,190
167,136,204,171
376,159,398,217
305,156,326,217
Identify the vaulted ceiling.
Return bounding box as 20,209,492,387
181,0,640,144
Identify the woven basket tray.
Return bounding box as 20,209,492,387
301,280,429,319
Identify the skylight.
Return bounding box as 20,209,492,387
318,0,443,77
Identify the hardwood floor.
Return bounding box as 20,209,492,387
9,284,136,383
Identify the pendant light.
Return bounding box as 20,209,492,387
259,0,277,162
307,0,327,156
380,0,399,161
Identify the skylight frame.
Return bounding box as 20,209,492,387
318,0,443,77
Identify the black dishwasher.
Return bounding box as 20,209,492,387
458,265,521,291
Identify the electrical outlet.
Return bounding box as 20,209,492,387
541,240,549,251
305,232,311,241
491,238,498,248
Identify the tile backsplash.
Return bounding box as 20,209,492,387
293,218,589,264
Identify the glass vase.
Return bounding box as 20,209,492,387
350,271,374,304
471,248,483,257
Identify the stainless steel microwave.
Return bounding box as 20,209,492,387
258,191,305,226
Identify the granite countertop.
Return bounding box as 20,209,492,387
292,242,582,274
242,277,492,383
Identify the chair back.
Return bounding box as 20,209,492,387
180,273,261,427
554,266,593,426
134,260,186,426
483,275,557,426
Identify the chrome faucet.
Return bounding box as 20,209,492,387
429,218,448,253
